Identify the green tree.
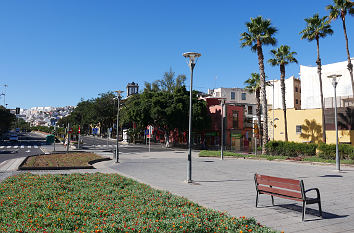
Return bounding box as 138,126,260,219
241,16,277,154
326,0,354,96
244,73,262,142
268,45,298,142
300,13,333,143
0,106,15,137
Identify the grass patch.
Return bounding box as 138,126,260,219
0,173,276,232
21,152,104,168
199,150,354,164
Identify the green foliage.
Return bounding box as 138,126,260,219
0,173,275,233
0,106,15,135
317,143,354,160
265,141,318,157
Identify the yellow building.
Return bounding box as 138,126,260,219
268,108,354,145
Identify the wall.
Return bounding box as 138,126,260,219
268,108,353,145
301,59,354,109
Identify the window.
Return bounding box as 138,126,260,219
241,93,246,100
232,111,239,128
231,92,235,100
296,125,302,134
296,99,299,104
295,87,298,92
248,106,253,115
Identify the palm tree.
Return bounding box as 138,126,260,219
268,45,298,142
300,13,333,143
241,16,277,154
244,73,263,143
326,0,354,97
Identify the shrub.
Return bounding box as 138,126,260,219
265,141,317,157
318,143,354,160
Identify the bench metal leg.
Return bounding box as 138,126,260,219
318,200,323,218
302,201,306,222
256,192,259,207
271,195,274,206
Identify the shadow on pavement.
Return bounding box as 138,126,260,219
195,179,246,183
274,204,348,220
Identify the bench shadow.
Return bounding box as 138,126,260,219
268,203,348,220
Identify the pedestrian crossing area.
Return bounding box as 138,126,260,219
0,145,41,149
83,144,130,149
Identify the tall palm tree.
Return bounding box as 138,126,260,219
244,73,263,143
326,0,354,97
241,16,277,154
268,45,298,142
300,13,333,143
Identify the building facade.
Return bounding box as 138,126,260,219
266,76,301,110
300,59,354,109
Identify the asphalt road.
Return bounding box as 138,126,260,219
0,132,45,163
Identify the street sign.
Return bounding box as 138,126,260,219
16,107,20,114
92,128,98,135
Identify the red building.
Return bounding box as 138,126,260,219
205,98,253,152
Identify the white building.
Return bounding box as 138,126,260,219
207,87,257,119
300,59,354,109
266,76,301,110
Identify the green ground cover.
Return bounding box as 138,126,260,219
199,150,354,164
0,173,276,233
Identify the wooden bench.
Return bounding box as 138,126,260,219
254,173,322,221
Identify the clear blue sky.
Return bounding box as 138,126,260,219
0,0,353,109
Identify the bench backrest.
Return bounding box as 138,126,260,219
255,174,304,201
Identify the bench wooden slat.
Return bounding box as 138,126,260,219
256,174,300,185
256,178,301,191
258,185,303,199
259,190,303,202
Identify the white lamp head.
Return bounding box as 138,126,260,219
183,52,201,65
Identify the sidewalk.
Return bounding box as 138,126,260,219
1,147,354,232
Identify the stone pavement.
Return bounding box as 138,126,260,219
1,146,354,233
102,150,354,233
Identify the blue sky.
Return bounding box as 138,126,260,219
0,0,353,109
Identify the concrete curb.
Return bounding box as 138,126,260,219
0,157,27,172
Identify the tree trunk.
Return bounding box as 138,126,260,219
256,88,262,145
280,64,288,142
341,15,354,97
256,40,268,154
316,37,326,143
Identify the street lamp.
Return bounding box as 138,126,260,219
327,74,342,171
183,52,201,183
219,98,226,160
114,90,124,163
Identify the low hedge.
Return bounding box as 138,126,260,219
265,141,317,157
317,143,354,160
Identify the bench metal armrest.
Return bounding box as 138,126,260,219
304,188,321,199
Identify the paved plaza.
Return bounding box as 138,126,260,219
102,150,354,233
1,145,354,232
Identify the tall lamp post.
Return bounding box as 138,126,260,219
114,90,124,163
327,74,342,171
183,52,201,183
220,98,225,160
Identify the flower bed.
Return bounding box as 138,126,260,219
0,173,276,232
20,152,105,169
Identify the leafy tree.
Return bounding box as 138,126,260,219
0,106,15,137
241,16,277,154
300,13,333,143
268,45,298,141
326,0,354,96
